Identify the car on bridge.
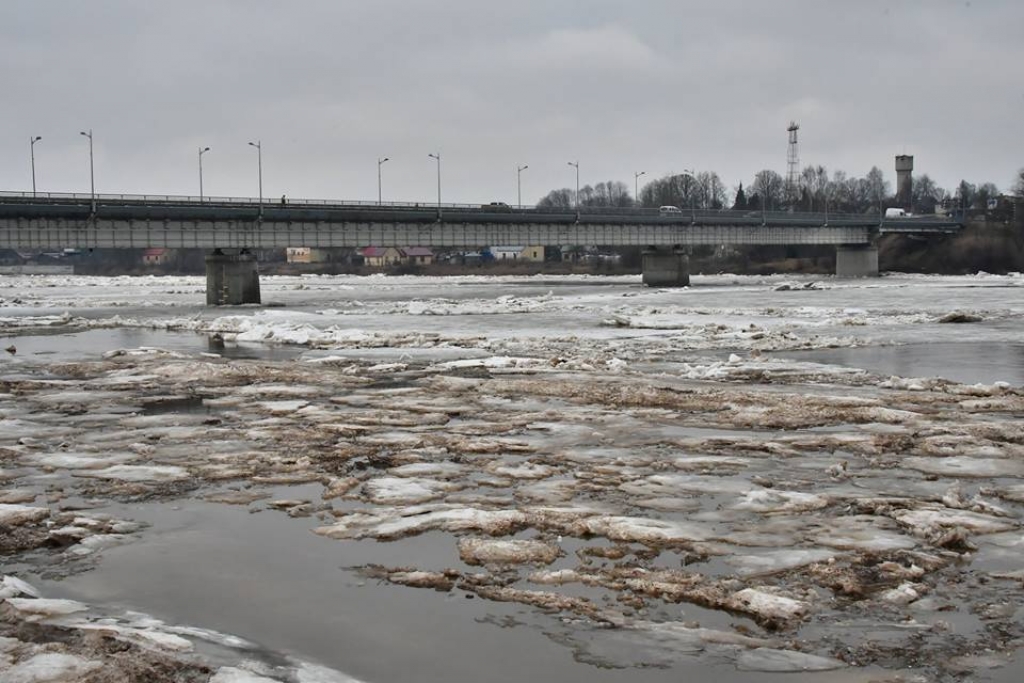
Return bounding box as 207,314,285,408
482,202,513,212
659,205,682,215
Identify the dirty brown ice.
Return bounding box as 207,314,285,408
1,273,1024,681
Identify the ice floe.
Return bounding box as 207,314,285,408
0,504,49,526
457,538,561,566
736,647,846,672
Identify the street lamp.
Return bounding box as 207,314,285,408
198,147,210,202
428,153,441,219
634,171,645,207
568,161,579,219
377,157,389,205
248,140,263,216
823,181,833,226
79,130,95,214
30,136,42,197
517,164,528,208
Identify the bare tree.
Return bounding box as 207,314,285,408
536,188,574,209
678,174,701,209
589,181,633,207
830,170,851,211
640,173,701,209
1014,168,1024,196
696,171,727,209
864,166,890,207
912,174,945,213
956,180,976,212
812,166,829,210
578,185,596,207
975,182,999,210
800,165,817,210
752,170,784,210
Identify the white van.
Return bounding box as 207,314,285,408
659,206,682,215
884,208,907,218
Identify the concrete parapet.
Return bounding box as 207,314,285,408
642,247,690,287
835,245,879,278
205,249,261,305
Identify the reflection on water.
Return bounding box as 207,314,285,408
1,328,303,363
36,496,714,683
777,343,1024,386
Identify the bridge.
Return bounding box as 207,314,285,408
0,191,962,304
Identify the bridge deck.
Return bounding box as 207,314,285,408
0,194,962,250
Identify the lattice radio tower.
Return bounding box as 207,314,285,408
786,121,800,205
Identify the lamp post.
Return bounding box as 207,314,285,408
428,153,441,219
30,136,42,197
568,161,579,220
377,157,389,205
198,147,210,202
823,182,833,226
248,140,263,216
634,171,645,207
79,130,95,214
517,164,528,208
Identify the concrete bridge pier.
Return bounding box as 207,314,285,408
642,247,690,287
205,249,262,305
835,245,879,278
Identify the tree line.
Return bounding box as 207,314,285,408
536,165,1023,216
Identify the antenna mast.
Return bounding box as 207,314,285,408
786,121,800,206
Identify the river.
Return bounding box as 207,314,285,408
2,271,1023,682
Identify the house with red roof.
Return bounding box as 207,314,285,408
360,247,433,267
142,248,172,266
400,247,434,265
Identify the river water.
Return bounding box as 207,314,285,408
2,271,1023,682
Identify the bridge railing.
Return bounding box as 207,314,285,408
0,190,960,227
0,190,492,210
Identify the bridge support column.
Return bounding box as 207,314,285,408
205,250,261,305
835,245,879,278
642,247,690,287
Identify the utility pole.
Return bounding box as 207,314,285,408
568,161,579,221
428,153,441,220
248,140,263,217
30,136,42,197
517,164,528,208
378,157,389,205
199,146,210,201
79,129,95,214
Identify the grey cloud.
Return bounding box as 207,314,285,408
2,0,1021,204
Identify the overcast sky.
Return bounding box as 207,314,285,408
2,0,1021,204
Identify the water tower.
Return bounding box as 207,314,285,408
895,154,914,211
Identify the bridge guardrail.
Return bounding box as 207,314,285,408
0,190,490,210
0,191,961,228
